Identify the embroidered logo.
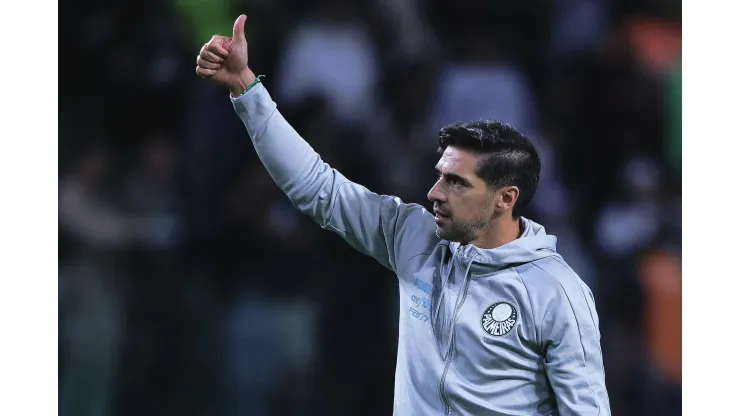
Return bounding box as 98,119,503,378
481,302,518,337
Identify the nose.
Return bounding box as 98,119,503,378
427,180,445,203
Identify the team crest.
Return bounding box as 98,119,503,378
481,302,518,337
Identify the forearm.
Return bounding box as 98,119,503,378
231,80,336,222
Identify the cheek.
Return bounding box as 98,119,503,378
455,195,492,218
450,196,473,216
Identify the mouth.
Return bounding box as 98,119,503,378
434,210,451,225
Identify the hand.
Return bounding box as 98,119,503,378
196,14,256,96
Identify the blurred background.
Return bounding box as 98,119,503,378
58,0,681,415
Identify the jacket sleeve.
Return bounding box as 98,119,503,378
542,279,611,415
231,83,436,272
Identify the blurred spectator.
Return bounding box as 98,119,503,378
59,143,143,416
221,292,318,416
212,163,321,415
548,0,610,62
427,27,538,139
594,157,664,259
275,0,380,126
592,156,677,415
125,135,184,253
374,0,441,64
638,241,681,415
626,15,681,77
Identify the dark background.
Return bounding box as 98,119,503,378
58,0,682,415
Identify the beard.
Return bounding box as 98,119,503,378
435,215,492,244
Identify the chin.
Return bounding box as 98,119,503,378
435,226,445,239
435,226,455,241
436,224,473,244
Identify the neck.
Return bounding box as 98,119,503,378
471,216,521,249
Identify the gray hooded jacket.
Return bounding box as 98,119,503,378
232,83,611,416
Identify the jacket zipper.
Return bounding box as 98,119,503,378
438,267,473,415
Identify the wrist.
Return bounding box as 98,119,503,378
229,68,257,97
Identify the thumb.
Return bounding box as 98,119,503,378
232,14,247,43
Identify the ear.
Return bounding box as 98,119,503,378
495,186,520,213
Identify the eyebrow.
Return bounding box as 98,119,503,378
435,167,473,187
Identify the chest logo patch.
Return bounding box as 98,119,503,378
481,302,518,337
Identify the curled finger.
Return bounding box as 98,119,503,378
199,48,224,64
195,66,217,78
196,55,221,70
206,41,230,59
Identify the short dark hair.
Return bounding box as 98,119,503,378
438,120,541,217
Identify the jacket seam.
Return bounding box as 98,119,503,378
532,262,601,414
250,106,278,142
512,266,540,347
550,257,600,334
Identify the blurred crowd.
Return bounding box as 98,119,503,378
58,0,682,415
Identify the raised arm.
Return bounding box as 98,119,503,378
195,14,438,271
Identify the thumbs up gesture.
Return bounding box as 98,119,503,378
196,14,256,96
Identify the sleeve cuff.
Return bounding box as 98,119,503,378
230,81,266,104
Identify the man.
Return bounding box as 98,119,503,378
196,14,611,416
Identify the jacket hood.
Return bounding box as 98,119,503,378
449,217,559,275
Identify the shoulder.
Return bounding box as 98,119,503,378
513,255,596,322
515,255,590,296
390,202,441,269
395,201,435,224
380,198,434,230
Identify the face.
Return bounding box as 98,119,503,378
427,147,515,244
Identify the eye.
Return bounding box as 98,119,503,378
435,172,466,188
445,177,465,189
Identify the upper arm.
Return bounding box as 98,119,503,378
542,279,611,415
310,168,437,272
